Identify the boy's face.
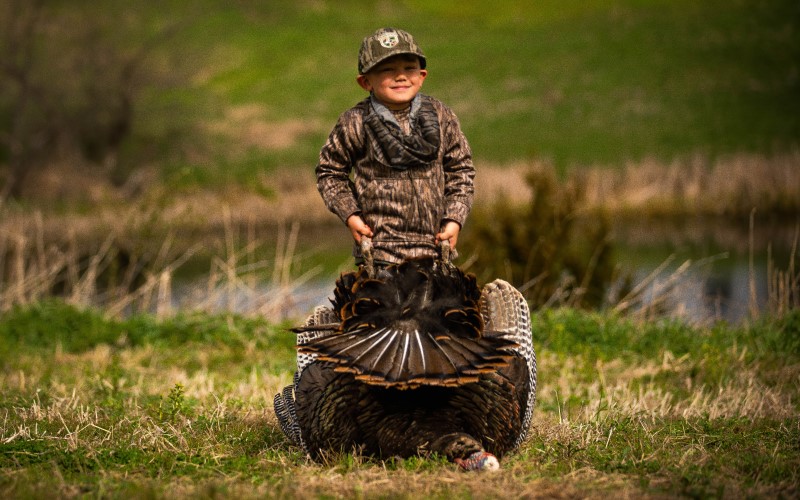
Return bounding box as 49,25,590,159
357,55,427,110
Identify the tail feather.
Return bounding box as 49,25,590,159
297,258,519,389
300,325,518,389
437,332,516,368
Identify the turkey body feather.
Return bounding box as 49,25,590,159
295,358,528,461
274,258,536,467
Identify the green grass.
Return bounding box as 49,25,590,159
234,0,798,167
1,302,797,498
53,0,799,190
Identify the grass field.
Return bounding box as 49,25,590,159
1,302,798,498
192,0,800,164
39,0,796,191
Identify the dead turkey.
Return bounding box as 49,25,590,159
274,241,536,471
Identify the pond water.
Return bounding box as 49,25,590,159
609,216,796,323
170,216,797,325
616,250,765,323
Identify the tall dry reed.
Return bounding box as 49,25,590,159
0,206,322,321
1,152,797,322
765,224,800,316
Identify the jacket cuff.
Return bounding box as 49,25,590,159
332,196,361,225
444,199,470,226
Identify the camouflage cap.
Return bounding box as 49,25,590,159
358,27,427,74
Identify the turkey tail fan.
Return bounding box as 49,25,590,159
298,258,519,389
299,325,517,388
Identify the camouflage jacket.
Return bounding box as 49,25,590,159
316,94,475,264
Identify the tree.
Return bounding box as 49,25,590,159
0,0,191,201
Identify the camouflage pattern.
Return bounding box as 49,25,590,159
363,94,440,171
316,94,475,264
358,27,427,74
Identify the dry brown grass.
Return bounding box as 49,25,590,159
5,151,797,236
582,152,799,218
1,152,797,324
476,151,800,217
537,349,798,422
0,205,326,321
3,321,796,498
0,151,800,254
0,362,663,498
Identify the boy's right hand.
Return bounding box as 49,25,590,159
346,214,373,243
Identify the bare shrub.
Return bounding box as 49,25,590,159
462,163,619,309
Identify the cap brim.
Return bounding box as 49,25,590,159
361,52,427,74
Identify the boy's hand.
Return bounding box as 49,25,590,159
436,221,461,249
346,214,373,243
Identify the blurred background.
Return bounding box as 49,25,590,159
1,0,798,322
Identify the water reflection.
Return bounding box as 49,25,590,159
613,215,796,324
167,217,796,325
625,257,769,324
170,251,777,325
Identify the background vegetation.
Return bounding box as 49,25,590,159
0,0,797,197
1,0,799,497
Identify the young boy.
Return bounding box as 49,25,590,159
316,27,475,265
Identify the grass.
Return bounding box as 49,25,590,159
27,0,796,193
0,302,798,498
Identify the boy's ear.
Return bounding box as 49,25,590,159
356,74,372,91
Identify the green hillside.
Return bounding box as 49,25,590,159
174,0,799,174
3,0,798,190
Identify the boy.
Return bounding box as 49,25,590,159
316,27,475,265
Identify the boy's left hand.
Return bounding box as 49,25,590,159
436,221,461,249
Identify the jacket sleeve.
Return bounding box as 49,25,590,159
315,109,365,224
440,106,475,227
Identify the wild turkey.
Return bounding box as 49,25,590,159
274,240,536,471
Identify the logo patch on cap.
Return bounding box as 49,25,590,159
379,31,399,48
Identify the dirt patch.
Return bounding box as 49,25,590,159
208,103,324,151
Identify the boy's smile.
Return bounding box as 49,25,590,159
357,55,428,110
